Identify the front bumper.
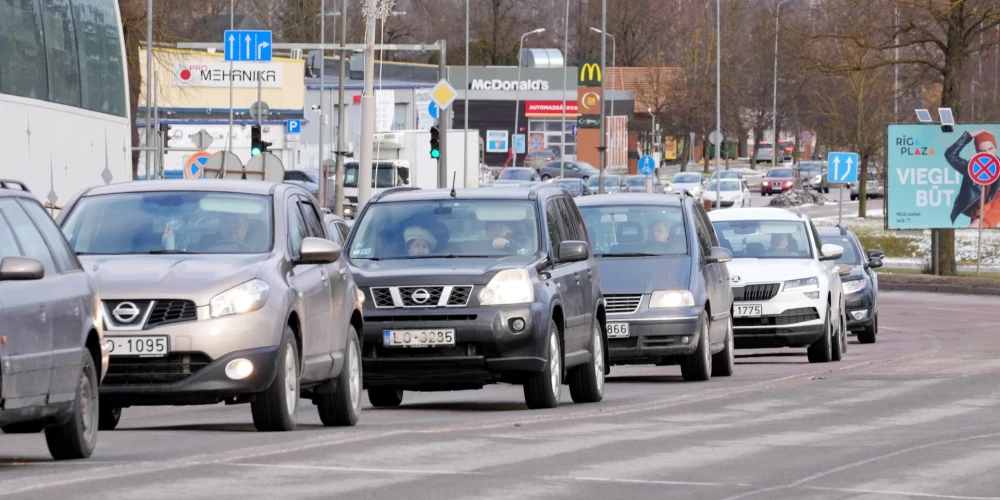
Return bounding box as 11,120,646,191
605,303,703,364
761,184,791,194
845,290,875,330
360,302,551,390
732,291,826,349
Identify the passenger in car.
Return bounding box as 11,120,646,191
404,226,436,255
649,220,670,244
767,233,790,256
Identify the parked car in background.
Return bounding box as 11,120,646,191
324,212,352,247
755,142,774,164
818,225,882,344
283,169,321,200
667,172,706,198
761,167,795,196
346,185,608,409
538,161,599,181
0,180,107,460
496,167,541,185
709,171,744,182
587,174,630,194
796,161,828,193
58,180,366,432
624,175,664,193
524,151,557,169
850,169,884,200
577,194,735,381
708,208,848,364
702,179,752,208
552,178,592,197
777,141,795,161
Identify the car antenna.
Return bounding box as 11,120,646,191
450,172,457,198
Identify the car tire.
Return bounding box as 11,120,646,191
858,313,877,344
807,305,834,363
711,314,735,377
368,387,404,407
541,174,551,181
569,319,605,404
251,329,300,432
2,422,43,434
524,320,562,409
317,328,362,427
681,313,712,381
98,405,122,431
850,194,858,201
824,186,830,194
832,308,845,362
45,350,98,460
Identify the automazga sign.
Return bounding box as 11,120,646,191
468,78,551,91
174,63,283,88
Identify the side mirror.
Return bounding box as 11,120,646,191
820,243,844,261
707,246,733,264
298,237,342,264
867,249,884,259
0,256,45,281
556,240,590,264
868,256,883,269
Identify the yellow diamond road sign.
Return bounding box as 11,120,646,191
430,79,457,110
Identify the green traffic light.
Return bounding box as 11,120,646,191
431,149,440,159
251,148,261,157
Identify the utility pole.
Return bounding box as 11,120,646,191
438,39,448,188
715,0,721,206
465,0,470,180
597,0,607,193
357,0,379,208
334,0,347,216
144,0,152,180
318,0,327,208
560,0,569,179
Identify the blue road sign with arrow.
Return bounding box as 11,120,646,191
428,101,439,120
827,152,859,184
638,155,657,176
224,30,272,62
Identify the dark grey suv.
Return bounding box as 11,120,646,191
346,185,608,409
0,180,107,459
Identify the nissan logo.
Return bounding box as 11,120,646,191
112,302,141,324
411,289,431,304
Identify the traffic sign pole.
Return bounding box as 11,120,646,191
968,152,1000,277
978,187,985,277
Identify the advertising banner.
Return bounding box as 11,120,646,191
173,62,282,88
663,136,678,160
887,124,1000,229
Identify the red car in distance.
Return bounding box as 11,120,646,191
761,167,795,195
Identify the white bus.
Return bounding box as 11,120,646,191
0,0,131,209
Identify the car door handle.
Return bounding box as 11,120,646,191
320,271,328,282
338,267,347,277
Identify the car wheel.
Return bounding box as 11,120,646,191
824,186,830,194
858,313,877,344
317,328,362,427
98,405,122,431
850,194,858,201
368,387,404,407
681,312,712,381
569,318,605,404
541,174,551,181
807,305,834,363
524,320,562,409
45,350,98,460
251,328,300,432
2,422,43,434
711,314,735,377
832,307,844,362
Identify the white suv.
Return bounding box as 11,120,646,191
708,208,847,363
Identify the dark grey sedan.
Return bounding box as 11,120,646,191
586,174,630,194
538,161,599,181
577,194,735,381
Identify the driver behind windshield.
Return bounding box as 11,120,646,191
768,233,790,255
218,213,250,247
486,220,527,254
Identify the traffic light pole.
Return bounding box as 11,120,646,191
438,39,448,189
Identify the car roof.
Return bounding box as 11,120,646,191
707,206,807,222
0,180,37,200
575,193,683,207
78,179,286,197
375,186,562,203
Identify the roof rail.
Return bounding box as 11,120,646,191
0,180,30,192
370,186,421,203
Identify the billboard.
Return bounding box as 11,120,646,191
887,124,1000,229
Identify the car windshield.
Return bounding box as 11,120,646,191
343,162,406,188
579,205,687,257
625,177,648,187
588,176,621,188
576,162,598,171
767,168,793,178
710,219,812,259
706,180,740,192
821,235,860,265
348,200,540,260
498,169,534,181
554,180,583,195
61,191,273,255
798,163,822,175
672,173,702,184
711,171,740,180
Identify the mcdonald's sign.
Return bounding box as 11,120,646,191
578,59,602,86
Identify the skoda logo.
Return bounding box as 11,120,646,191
112,302,141,324
411,289,431,304
731,276,741,284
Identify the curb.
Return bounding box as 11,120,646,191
879,282,1000,296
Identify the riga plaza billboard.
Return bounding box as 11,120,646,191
887,124,1000,229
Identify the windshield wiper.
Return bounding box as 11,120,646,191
403,254,495,260
595,252,664,258
146,249,195,254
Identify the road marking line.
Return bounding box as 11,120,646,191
804,486,1000,500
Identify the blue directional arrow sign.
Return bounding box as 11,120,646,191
638,155,657,177
286,119,301,134
224,30,272,62
428,101,439,120
827,151,859,184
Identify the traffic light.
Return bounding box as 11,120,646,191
429,126,440,159
158,122,172,149
250,125,262,156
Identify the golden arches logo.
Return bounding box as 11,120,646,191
579,63,602,83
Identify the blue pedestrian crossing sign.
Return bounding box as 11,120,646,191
286,119,301,134
827,152,859,184
513,134,526,154
224,30,272,62
638,155,657,176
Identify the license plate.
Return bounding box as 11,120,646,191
383,329,456,347
607,322,630,338
734,305,762,318
105,336,168,357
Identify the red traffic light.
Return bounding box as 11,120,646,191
429,126,440,139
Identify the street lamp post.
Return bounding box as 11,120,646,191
598,0,607,193
465,0,470,179
559,0,569,179
589,28,616,123
715,0,721,207
512,28,545,168
772,0,794,171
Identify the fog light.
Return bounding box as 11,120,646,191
804,291,820,300
225,359,254,380
681,336,690,344
509,318,526,333
851,310,867,320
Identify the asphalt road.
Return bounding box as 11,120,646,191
2,292,998,500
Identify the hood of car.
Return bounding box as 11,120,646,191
595,256,692,294
349,255,540,286
79,254,269,306
726,258,820,286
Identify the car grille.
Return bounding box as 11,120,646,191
371,287,395,308
605,294,642,314
369,286,474,308
608,337,639,349
366,314,478,323
732,283,780,301
399,286,444,307
146,300,197,328
104,353,212,386
734,307,820,327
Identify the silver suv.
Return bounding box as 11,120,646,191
0,180,107,459
57,180,365,432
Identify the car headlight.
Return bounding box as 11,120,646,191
649,290,695,308
784,277,820,299
479,269,534,306
666,185,674,192
842,279,866,294
210,279,270,318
